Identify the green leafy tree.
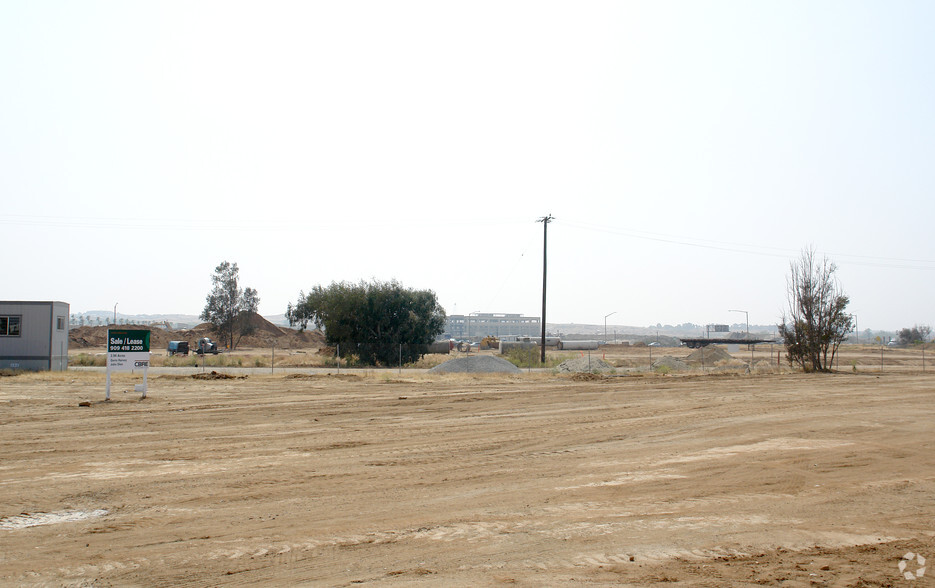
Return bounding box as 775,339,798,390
897,325,932,345
201,261,260,350
778,247,853,372
287,279,446,365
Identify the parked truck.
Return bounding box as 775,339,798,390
167,341,190,356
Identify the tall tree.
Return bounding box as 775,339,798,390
779,247,853,372
897,325,932,345
287,279,446,365
201,261,260,350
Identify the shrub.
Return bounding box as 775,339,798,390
503,347,565,369
72,353,105,367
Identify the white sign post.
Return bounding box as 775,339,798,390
106,329,151,400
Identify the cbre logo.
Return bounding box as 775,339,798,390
898,552,926,581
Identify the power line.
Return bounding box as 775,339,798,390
483,233,537,310
0,213,529,232
561,220,935,270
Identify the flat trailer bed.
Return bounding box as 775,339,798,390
679,337,778,349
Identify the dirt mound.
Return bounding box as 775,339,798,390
686,346,735,365
70,325,181,350
652,355,691,371
243,312,285,336
285,373,359,381
69,324,325,351
558,357,614,373
191,371,247,380
428,356,521,374
570,372,603,381
68,326,110,348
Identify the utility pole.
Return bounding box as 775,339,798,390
538,214,553,364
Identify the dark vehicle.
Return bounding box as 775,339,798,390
196,337,219,355
167,341,190,356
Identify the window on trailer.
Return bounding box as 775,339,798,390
0,315,22,336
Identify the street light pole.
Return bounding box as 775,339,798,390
113,302,118,326
604,311,616,343
728,309,748,335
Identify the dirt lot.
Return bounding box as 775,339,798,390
1,362,933,586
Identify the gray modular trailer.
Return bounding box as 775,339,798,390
0,301,70,371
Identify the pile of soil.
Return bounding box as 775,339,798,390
686,346,735,365
69,315,324,351
191,371,246,380
429,356,521,374
570,372,603,381
557,357,614,373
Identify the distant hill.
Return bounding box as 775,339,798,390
262,313,291,327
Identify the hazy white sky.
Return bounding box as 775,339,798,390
2,1,933,330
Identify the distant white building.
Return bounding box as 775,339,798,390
0,301,69,371
445,313,540,340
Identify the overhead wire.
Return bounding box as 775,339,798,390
0,212,529,232
482,232,539,310
5,212,933,271
560,220,935,271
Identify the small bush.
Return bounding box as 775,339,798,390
72,353,105,367
503,347,540,368
503,348,565,369
407,353,454,369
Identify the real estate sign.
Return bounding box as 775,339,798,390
107,329,151,371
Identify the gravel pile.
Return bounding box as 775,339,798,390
558,357,614,373
652,356,691,371
429,355,521,374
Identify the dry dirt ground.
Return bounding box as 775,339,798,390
1,366,933,586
